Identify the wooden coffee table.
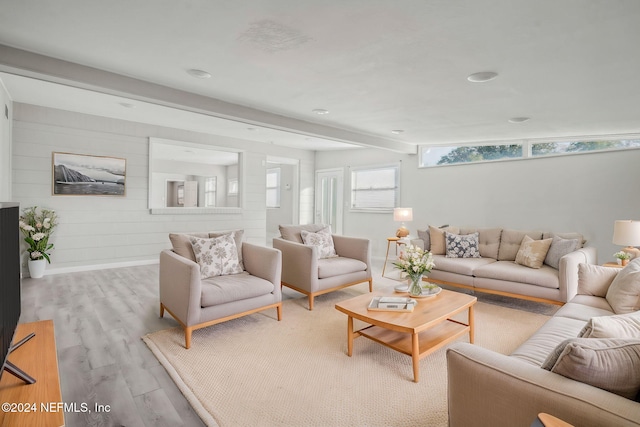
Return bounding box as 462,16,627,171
335,288,477,382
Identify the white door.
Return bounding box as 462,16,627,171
315,168,343,234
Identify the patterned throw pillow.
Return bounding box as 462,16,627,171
189,234,244,279
445,232,481,258
515,235,553,269
300,227,338,259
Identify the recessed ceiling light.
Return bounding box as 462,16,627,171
247,127,256,131
312,109,329,115
391,130,404,135
119,102,136,108
187,69,212,79
467,71,498,83
508,117,531,123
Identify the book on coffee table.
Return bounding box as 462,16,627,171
368,296,417,312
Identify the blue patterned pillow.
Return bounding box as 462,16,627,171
445,232,481,258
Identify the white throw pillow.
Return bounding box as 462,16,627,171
300,227,338,259
606,258,640,314
189,234,244,279
579,311,640,338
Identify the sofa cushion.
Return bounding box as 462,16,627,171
201,272,275,307
417,228,431,251
429,225,460,255
431,254,496,276
497,229,543,261
544,235,579,269
169,232,210,261
190,234,244,279
318,257,367,279
579,311,640,339
541,338,640,400
554,299,615,322
511,316,587,366
515,236,553,269
301,227,338,259
542,231,586,248
445,232,481,258
606,258,640,314
460,228,502,259
279,224,326,243
473,261,559,289
578,263,620,297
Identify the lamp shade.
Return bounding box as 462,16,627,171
393,207,413,222
612,220,640,246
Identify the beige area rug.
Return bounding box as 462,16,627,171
143,289,550,427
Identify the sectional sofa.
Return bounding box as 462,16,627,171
410,226,597,304
447,259,640,426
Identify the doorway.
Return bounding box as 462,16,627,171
315,168,343,234
266,157,299,243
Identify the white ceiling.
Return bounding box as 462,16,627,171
0,0,639,152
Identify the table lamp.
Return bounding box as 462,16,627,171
394,207,413,237
612,220,640,259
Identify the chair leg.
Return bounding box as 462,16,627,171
184,327,193,349
368,279,373,292
276,304,283,320
160,303,165,318
308,295,314,311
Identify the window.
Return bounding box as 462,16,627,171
531,139,640,157
420,143,523,167
228,178,238,196
350,164,399,211
204,177,217,207
266,168,280,208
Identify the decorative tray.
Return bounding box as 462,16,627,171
368,296,417,312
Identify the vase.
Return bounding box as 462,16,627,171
621,259,629,266
408,275,423,297
28,259,47,279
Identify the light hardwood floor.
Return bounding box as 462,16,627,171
17,262,558,427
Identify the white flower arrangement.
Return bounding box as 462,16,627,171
614,251,631,261
393,244,436,281
19,206,58,262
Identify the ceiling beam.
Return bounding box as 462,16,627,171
0,44,416,154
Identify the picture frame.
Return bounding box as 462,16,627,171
52,152,126,196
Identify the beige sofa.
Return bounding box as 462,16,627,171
159,231,282,348
410,226,597,304
447,259,640,427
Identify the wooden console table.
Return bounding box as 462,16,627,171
0,320,64,427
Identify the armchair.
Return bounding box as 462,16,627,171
159,231,282,348
273,224,372,310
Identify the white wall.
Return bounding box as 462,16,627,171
316,147,640,262
0,82,11,201
11,103,315,273
266,163,296,242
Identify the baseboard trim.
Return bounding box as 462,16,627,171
29,258,159,277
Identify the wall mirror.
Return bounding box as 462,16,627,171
149,138,242,214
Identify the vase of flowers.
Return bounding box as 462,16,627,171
19,206,58,278
614,251,631,266
393,245,436,297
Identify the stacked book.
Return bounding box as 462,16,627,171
368,296,417,312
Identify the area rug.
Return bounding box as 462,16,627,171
143,289,550,427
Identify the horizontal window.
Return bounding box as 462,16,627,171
420,143,522,167
531,139,640,157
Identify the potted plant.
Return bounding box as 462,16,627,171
614,250,631,266
19,206,58,278
393,245,436,296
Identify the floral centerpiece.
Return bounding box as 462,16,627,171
19,206,58,263
393,245,436,296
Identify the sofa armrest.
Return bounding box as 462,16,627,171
159,249,202,326
332,235,371,269
447,342,640,427
242,243,282,296
559,246,598,302
272,237,318,291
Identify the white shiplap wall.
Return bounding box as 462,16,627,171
11,103,315,273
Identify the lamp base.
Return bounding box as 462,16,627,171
396,226,409,238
